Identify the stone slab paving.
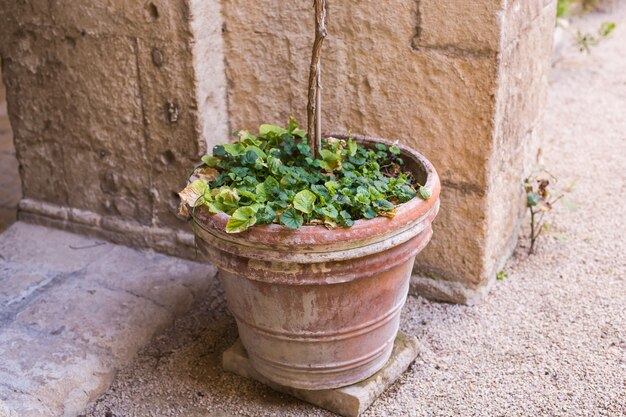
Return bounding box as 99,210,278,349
223,333,420,417
0,222,217,417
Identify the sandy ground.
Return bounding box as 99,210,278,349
85,7,625,417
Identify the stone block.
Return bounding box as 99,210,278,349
413,186,487,289
415,0,501,52
502,0,556,47
222,332,420,417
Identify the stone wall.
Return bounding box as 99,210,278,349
0,0,555,303
0,0,228,257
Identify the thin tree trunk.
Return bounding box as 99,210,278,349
307,0,327,159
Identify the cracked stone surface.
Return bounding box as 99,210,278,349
0,222,218,417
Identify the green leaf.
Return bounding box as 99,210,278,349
527,192,541,207
389,145,401,155
206,201,226,214
237,130,261,146
259,124,287,137
318,204,338,220
237,188,257,201
293,128,306,138
320,149,339,162
324,181,339,195
280,174,298,189
296,142,312,157
223,143,246,156
246,146,267,158
213,145,226,157
339,210,354,227
216,188,240,213
254,183,268,203
256,205,276,224
293,190,317,214
263,176,280,198
226,206,258,233
201,155,221,167
355,186,371,205
373,199,395,211
418,186,432,200
599,21,616,37
241,150,259,165
287,117,298,133
363,206,377,219
280,208,304,229
319,149,342,172
348,139,358,156
267,155,283,175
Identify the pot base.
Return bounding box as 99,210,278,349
223,332,420,417
246,332,396,390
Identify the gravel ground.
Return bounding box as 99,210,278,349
85,7,626,417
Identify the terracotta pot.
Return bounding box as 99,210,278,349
193,134,440,390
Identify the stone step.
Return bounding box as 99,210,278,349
0,222,217,417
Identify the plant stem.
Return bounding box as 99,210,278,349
307,0,327,159
529,208,536,255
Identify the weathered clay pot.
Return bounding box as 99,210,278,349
193,134,440,390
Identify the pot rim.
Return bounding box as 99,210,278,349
193,133,440,248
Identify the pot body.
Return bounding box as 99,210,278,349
193,135,440,390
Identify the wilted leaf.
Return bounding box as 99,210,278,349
179,179,208,207
190,167,219,183
177,202,191,219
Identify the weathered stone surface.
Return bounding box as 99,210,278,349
0,325,113,417
0,0,229,256
482,1,556,298
0,222,113,274
0,222,219,416
223,332,420,417
415,0,501,52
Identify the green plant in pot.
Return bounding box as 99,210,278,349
179,0,440,390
